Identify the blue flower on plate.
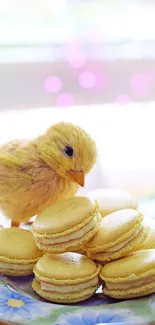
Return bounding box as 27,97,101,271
148,293,155,305
55,308,134,325
147,294,155,315
0,284,50,322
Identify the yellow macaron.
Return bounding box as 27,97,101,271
136,219,155,250
32,197,101,254
85,188,138,217
100,249,155,299
0,227,42,276
84,208,149,262
32,252,101,303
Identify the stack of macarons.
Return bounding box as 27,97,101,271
31,196,102,303
31,189,150,303
1,187,155,304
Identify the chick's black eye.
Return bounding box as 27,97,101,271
64,146,74,157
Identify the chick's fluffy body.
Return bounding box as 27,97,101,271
0,123,97,223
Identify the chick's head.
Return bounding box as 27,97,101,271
39,122,97,187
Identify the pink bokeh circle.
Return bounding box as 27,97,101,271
56,93,74,107
44,76,62,93
78,71,96,89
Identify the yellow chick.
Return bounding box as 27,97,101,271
0,123,97,227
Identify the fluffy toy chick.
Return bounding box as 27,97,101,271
0,123,97,227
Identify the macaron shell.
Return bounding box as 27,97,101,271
136,221,155,250
0,228,42,263
35,221,100,254
33,197,95,235
86,188,138,216
101,249,155,282
103,281,155,299
88,224,149,262
34,253,99,283
85,209,143,252
32,279,98,303
0,268,33,276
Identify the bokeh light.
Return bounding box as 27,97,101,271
44,76,62,93
129,73,149,94
78,71,96,89
56,93,74,106
115,94,132,104
95,73,106,90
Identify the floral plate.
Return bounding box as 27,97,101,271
0,274,155,325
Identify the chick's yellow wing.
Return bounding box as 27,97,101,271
0,140,35,195
0,140,43,221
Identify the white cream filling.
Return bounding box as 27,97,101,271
104,225,143,253
0,261,35,271
39,217,97,245
39,276,98,293
105,274,155,290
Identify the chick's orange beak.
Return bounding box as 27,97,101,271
67,170,85,187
